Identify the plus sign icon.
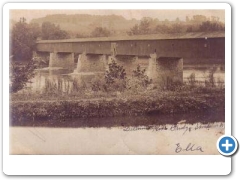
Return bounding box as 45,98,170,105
217,135,238,156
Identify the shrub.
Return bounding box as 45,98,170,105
132,65,152,87
166,80,183,91
205,67,217,87
91,76,106,92
187,73,196,87
105,60,127,91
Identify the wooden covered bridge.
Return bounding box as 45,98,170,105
34,31,225,84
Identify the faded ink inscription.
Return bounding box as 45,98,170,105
123,123,224,135
175,143,204,153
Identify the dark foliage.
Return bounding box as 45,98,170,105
10,20,41,61
127,18,151,35
10,60,37,93
41,22,70,40
105,60,126,84
91,27,111,37
128,15,225,36
10,88,224,121
199,21,225,32
132,65,152,87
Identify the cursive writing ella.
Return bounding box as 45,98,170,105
175,143,204,153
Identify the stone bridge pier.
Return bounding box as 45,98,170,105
157,57,183,86
103,53,183,86
49,52,74,69
75,53,107,73
33,51,75,69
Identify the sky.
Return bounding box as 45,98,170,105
10,9,225,22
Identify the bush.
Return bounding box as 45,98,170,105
105,60,127,91
205,67,217,87
126,78,146,92
188,73,196,87
91,76,106,92
132,65,152,87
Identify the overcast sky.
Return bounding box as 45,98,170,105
10,9,225,22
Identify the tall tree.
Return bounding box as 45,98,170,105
41,22,70,40
139,18,150,34
10,18,40,92
127,24,140,35
10,18,41,61
91,27,111,37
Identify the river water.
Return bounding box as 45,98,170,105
11,110,224,128
26,64,225,92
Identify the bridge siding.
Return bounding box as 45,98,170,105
36,37,225,64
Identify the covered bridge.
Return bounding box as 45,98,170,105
34,31,225,85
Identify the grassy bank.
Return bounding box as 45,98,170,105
10,87,225,124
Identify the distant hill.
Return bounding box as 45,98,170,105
30,14,139,37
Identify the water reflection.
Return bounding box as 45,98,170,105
26,64,225,93
28,68,73,93
11,110,224,128
183,69,225,82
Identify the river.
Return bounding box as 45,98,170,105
25,64,225,92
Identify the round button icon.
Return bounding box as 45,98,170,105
217,135,238,156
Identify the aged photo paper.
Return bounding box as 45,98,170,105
9,7,226,155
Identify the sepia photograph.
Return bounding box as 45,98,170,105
9,7,226,155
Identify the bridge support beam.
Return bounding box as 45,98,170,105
49,52,74,69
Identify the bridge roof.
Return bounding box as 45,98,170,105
36,31,225,43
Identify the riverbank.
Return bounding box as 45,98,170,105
10,87,225,127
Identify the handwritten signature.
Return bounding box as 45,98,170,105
175,143,204,153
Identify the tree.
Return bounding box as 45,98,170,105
139,18,150,34
128,18,151,35
41,22,70,40
10,18,41,93
198,21,225,32
10,18,41,61
105,60,127,91
91,27,111,37
154,24,170,34
170,24,184,33
105,60,126,84
192,15,207,23
127,24,140,35
10,60,37,93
